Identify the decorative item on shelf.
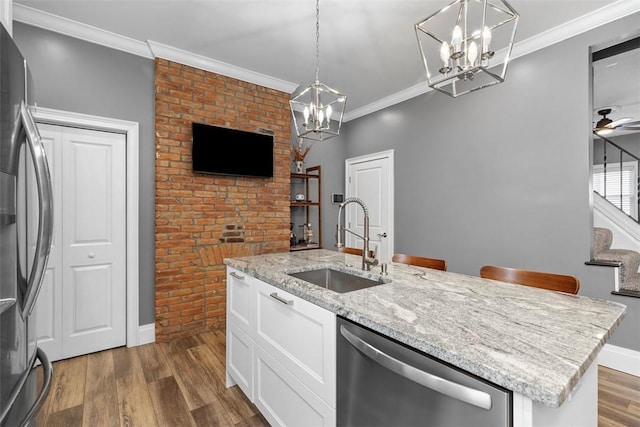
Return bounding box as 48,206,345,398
290,223,297,247
295,193,306,202
292,138,315,174
289,0,347,141
415,0,519,97
299,223,316,246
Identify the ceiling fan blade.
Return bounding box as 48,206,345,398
608,117,633,128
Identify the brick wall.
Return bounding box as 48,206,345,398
155,58,291,342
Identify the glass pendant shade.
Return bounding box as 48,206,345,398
415,0,519,97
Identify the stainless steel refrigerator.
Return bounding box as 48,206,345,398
0,23,53,426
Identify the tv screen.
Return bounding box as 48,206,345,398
192,122,274,178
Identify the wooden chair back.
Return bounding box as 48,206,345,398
338,246,363,256
338,247,375,258
479,265,580,294
392,253,448,271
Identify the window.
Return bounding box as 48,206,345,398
593,161,638,219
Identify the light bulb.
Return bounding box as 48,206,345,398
326,105,332,123
451,25,462,52
468,41,478,66
303,106,310,125
482,26,492,53
440,41,450,64
318,110,325,127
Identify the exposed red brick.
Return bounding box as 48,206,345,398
155,58,290,342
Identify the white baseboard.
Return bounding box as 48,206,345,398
598,343,640,376
138,323,155,345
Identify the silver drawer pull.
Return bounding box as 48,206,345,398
230,272,245,280
270,292,293,305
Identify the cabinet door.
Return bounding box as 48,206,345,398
227,267,252,334
227,321,253,400
254,345,335,427
254,279,335,407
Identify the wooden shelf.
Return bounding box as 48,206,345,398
290,165,321,251
291,172,320,180
290,201,320,207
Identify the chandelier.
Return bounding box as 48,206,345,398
415,0,519,97
290,0,347,141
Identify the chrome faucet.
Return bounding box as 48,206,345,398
336,197,378,271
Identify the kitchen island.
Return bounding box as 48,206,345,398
225,249,626,426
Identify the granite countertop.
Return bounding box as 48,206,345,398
224,249,627,408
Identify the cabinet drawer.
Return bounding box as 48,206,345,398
227,267,252,334
227,321,253,401
254,280,335,407
254,345,335,427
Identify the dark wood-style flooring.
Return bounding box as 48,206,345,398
37,331,640,426
38,331,267,427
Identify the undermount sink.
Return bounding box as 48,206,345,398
287,268,388,293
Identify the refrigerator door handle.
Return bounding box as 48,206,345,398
0,347,52,425
340,325,493,410
17,347,53,427
19,101,53,317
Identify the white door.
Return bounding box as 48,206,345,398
345,150,394,262
29,124,63,360
34,124,127,361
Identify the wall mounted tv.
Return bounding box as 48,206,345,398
192,122,274,178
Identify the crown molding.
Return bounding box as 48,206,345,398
13,3,298,93
13,3,153,58
344,83,433,122
146,40,298,94
509,0,640,62
345,0,640,122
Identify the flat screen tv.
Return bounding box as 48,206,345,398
192,122,274,178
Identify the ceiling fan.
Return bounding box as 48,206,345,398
594,108,640,135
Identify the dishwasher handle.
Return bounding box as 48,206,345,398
340,325,493,410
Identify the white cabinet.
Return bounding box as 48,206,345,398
226,267,336,426
254,279,335,406
227,321,253,400
254,345,335,427
227,268,253,333
226,268,255,399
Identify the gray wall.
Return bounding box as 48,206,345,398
316,14,640,350
13,22,156,326
303,136,348,250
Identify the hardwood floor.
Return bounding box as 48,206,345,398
599,366,640,427
37,331,640,426
38,330,268,427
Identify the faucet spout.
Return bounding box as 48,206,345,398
336,197,378,271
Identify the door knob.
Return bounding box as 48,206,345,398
88,252,95,258
378,232,387,238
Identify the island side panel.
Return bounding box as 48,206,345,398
513,360,598,427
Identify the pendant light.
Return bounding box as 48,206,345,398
290,0,347,141
415,0,519,97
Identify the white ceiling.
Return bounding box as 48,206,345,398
14,0,639,119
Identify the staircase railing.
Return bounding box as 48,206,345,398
593,132,640,221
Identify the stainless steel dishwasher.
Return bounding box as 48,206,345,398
337,317,512,426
